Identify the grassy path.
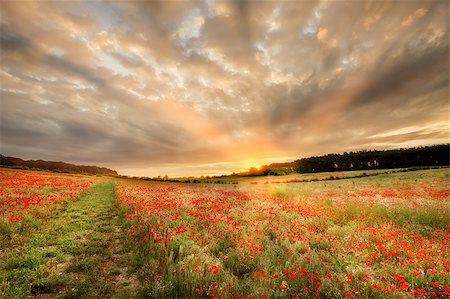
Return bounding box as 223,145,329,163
0,181,137,298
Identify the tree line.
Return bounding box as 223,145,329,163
240,144,449,176
0,155,118,176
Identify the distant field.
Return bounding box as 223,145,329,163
1,168,449,298
169,167,447,185
240,168,412,184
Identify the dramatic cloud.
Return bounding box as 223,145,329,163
0,0,448,177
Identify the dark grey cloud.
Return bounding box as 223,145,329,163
0,22,104,88
351,44,448,108
44,54,105,88
0,22,29,50
0,90,210,167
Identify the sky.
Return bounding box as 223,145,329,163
0,0,448,177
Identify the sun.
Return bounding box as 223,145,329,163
240,159,262,171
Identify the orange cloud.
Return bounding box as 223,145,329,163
154,101,224,140
317,27,337,48
402,8,428,27
317,27,328,41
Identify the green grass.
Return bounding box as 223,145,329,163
0,181,138,298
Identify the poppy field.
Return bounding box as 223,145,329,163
0,169,97,229
115,168,450,298
0,168,449,298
